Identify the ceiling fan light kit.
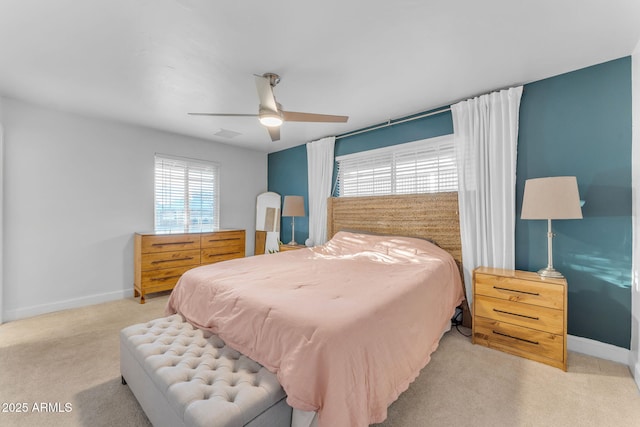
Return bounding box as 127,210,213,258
189,73,348,142
258,110,283,127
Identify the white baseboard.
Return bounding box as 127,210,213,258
568,334,630,366
3,289,133,322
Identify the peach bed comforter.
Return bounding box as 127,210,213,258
166,231,464,427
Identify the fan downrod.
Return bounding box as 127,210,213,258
262,73,280,88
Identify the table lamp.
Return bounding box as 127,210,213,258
521,176,583,278
282,195,305,246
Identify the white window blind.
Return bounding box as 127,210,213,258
154,154,220,233
335,135,457,197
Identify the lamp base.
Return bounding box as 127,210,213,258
537,267,564,279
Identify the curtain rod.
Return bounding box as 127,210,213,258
332,84,523,141
335,107,451,140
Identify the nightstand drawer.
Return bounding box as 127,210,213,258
475,273,564,309
279,244,306,252
474,316,564,363
475,295,564,335
472,267,567,371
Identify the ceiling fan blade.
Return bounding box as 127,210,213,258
255,75,278,112
188,113,257,117
267,126,280,142
281,111,348,123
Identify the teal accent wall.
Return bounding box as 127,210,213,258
334,110,453,157
268,144,309,244
268,57,632,349
516,57,632,349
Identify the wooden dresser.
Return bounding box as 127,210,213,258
134,230,245,303
472,267,567,371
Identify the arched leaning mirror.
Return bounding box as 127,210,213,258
255,192,281,254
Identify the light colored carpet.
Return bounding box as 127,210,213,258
1,294,639,427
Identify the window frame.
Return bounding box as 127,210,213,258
154,153,220,233
334,134,457,197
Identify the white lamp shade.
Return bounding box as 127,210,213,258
521,176,583,220
282,196,305,217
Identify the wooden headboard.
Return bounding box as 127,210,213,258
327,192,471,326
327,192,462,266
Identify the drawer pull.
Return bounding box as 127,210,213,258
151,241,195,247
493,286,540,296
493,308,539,321
151,257,194,264
493,330,539,345
206,252,240,257
150,275,182,281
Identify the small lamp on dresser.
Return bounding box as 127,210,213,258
282,195,305,246
521,176,583,278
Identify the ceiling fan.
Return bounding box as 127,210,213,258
188,73,348,142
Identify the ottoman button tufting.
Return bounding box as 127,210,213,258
120,314,291,427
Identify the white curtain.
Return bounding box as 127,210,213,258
307,136,335,246
452,86,523,307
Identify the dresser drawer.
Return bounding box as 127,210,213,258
201,249,244,265
200,239,245,254
474,316,564,364
135,230,246,303
475,273,564,309
139,249,200,271
141,234,200,253
141,266,194,290
201,231,245,248
475,295,564,335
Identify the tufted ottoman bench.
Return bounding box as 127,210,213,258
120,314,292,427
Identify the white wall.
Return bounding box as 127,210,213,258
1,97,267,321
632,41,640,388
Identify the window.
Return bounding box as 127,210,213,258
154,154,220,233
335,135,457,197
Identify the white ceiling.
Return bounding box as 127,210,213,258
1,1,639,153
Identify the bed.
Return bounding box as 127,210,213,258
164,193,466,427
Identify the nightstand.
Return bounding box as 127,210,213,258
279,244,306,252
472,267,567,371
